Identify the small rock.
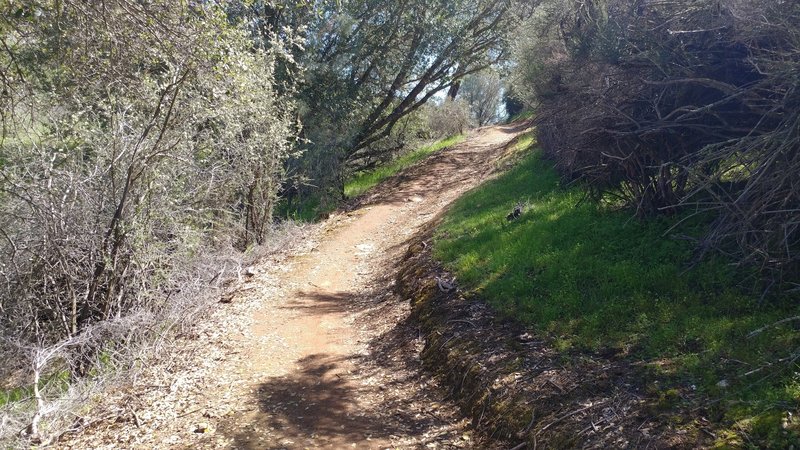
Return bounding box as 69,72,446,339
436,276,455,292
194,422,214,434
355,243,374,253
717,379,729,388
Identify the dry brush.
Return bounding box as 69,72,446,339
513,0,800,286
0,0,299,443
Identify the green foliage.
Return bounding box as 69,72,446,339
460,70,503,126
0,0,297,352
0,4,300,440
276,190,339,223
277,0,515,206
276,135,465,221
502,85,526,122
0,370,70,408
345,135,465,198
434,148,800,445
423,100,472,139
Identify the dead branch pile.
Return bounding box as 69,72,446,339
515,0,800,284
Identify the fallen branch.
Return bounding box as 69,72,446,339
747,316,800,338
535,400,608,436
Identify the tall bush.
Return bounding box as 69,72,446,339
512,0,800,284
0,0,297,380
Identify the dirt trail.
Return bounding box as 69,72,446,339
217,125,527,449
61,124,527,450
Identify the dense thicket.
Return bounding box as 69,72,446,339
512,0,800,284
0,1,523,438
0,0,296,381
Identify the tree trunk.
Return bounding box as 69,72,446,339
447,79,461,100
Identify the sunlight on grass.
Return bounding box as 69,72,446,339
508,110,535,123
433,149,800,444
277,134,466,221
513,133,535,151
344,134,465,198
495,131,535,171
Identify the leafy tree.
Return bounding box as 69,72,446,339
425,99,473,138
502,85,526,121
271,0,519,203
460,70,504,126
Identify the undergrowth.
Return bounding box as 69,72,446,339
276,191,338,223
433,148,800,447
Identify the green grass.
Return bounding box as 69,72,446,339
496,132,535,170
344,134,465,198
276,191,338,223
433,149,800,446
508,110,535,123
0,370,70,408
277,135,466,222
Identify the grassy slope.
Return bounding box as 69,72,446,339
507,110,535,123
277,135,466,222
344,134,465,198
433,147,800,446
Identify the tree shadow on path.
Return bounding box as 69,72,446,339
225,284,473,449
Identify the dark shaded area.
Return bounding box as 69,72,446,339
239,353,390,448
524,0,800,286
223,280,481,449
280,291,355,315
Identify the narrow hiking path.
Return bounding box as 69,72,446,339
60,124,528,450
217,124,527,449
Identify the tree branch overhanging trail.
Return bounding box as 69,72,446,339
351,0,512,154
286,0,517,165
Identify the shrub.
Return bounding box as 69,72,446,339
425,99,473,139
511,0,800,284
0,1,298,440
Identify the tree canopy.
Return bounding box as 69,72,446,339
284,0,517,192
